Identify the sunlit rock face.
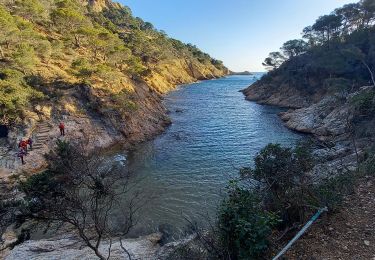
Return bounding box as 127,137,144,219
78,0,119,12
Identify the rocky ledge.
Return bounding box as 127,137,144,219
1,233,162,259
244,82,374,178
242,82,312,108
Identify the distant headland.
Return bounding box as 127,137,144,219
229,70,253,75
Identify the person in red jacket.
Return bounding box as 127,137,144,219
59,122,65,136
18,139,28,154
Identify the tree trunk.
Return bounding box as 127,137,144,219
362,60,375,86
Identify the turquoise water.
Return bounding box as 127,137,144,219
111,75,303,235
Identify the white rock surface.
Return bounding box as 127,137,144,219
4,233,163,260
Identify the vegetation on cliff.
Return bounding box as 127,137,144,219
244,0,375,105
0,0,227,126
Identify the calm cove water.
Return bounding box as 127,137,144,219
110,74,303,236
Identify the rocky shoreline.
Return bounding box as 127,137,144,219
242,83,374,179
0,75,226,260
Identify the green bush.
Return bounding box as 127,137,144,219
351,89,375,115
217,142,362,259
110,89,138,113
0,68,44,124
71,58,96,81
313,173,356,211
219,184,280,259
248,143,315,224
20,171,59,208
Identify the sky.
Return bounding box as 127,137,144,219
118,0,356,72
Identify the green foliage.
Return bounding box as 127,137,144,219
11,43,38,73
281,39,308,58
342,45,366,61
13,0,46,22
0,0,226,126
101,4,137,29
51,0,91,48
360,152,375,175
313,173,356,211
21,140,74,212
0,69,44,123
261,0,375,91
249,143,315,223
262,52,286,71
324,77,352,97
20,170,61,212
110,89,138,113
219,186,280,259
217,142,360,259
71,58,96,80
125,56,147,77
350,89,375,115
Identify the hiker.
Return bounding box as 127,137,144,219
27,137,33,150
18,139,28,154
17,148,26,165
59,122,65,136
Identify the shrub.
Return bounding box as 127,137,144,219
110,89,138,113
20,170,61,213
351,89,375,116
219,184,280,259
313,173,356,211
0,69,44,124
246,143,315,224
71,58,96,81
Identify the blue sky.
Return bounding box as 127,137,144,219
119,0,356,72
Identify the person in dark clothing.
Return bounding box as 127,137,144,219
27,137,33,150
17,148,26,165
59,122,65,136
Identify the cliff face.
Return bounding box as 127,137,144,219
0,0,228,175
79,0,122,12
146,58,227,93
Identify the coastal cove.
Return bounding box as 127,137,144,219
107,74,304,236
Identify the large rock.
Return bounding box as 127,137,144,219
4,233,163,260
242,83,311,108
279,96,349,139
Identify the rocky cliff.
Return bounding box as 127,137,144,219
0,0,228,177
243,79,374,178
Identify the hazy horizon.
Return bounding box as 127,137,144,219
120,0,356,72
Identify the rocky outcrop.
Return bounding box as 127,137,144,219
244,79,374,178
79,0,121,12
2,233,163,260
1,231,200,260
279,96,349,140
278,86,374,140
242,82,311,108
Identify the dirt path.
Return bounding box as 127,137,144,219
284,175,375,259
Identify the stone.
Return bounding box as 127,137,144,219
5,233,163,260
